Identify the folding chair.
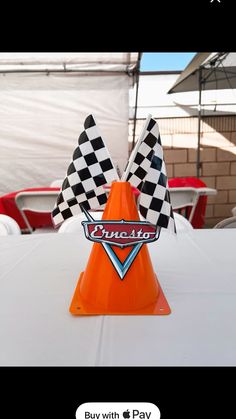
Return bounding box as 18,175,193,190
169,187,199,223
169,187,217,225
58,211,103,234
0,214,21,236
15,191,59,233
213,216,236,229
173,212,194,231
50,179,63,187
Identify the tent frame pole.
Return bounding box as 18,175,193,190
197,68,202,178
131,52,142,153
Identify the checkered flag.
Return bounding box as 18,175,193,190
125,117,159,189
125,117,176,233
139,127,176,233
52,114,119,226
139,153,176,233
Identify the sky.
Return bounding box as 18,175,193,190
140,53,196,72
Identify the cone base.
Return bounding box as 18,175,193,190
69,272,171,315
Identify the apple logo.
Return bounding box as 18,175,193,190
123,411,130,419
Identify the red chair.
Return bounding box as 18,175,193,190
0,187,60,230
169,177,216,228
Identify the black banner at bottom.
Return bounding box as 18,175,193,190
1,367,235,419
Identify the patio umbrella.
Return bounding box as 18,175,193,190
168,52,236,177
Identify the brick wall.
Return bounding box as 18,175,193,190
129,116,236,227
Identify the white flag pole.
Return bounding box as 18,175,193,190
122,114,152,181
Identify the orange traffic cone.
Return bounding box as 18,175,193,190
69,181,171,315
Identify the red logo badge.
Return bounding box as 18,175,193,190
81,207,160,279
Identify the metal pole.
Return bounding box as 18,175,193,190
131,52,142,153
197,68,202,178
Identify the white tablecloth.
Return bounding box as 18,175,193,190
0,229,236,366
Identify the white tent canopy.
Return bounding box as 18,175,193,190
0,52,138,72
0,53,138,195
168,52,236,93
168,52,236,176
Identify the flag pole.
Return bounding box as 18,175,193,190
122,114,152,181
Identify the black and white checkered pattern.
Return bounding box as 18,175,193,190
125,117,176,232
52,114,119,226
138,125,176,232
126,118,159,189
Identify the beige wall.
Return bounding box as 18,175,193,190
129,115,236,227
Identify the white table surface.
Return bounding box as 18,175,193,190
0,228,236,366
